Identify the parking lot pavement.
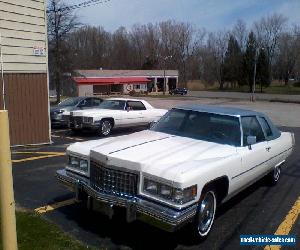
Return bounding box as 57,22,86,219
11,125,299,250
11,98,300,250
141,97,300,128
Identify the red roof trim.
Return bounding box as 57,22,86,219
73,77,151,85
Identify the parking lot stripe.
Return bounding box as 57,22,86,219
12,151,65,155
12,152,65,163
65,137,84,141
34,198,77,214
264,196,300,250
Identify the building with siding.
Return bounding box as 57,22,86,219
0,0,50,145
74,70,179,96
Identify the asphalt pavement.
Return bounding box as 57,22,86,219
187,91,300,103
11,125,300,250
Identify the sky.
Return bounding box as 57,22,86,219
68,0,300,32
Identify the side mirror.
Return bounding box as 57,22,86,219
247,135,256,149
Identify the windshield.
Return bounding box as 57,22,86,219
98,100,126,110
151,108,241,146
58,97,82,107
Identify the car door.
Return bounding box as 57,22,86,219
123,101,147,126
258,116,282,169
233,116,270,191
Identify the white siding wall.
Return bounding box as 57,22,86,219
78,85,93,96
0,0,47,73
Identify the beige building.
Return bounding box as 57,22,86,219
0,0,50,145
74,70,179,96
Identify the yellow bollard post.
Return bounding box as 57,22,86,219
0,110,18,250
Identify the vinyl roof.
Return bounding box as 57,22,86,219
176,104,264,117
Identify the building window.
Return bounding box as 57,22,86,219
134,84,140,90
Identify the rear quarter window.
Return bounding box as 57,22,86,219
258,117,273,138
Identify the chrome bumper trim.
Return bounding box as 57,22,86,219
56,169,197,231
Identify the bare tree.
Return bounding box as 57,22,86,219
205,31,229,89
254,14,287,68
293,25,300,79
275,31,298,84
47,0,80,103
232,19,248,51
68,26,111,69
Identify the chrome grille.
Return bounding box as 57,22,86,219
70,116,83,125
90,161,138,196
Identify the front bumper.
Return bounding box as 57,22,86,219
51,117,68,127
56,169,197,232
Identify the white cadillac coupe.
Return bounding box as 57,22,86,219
68,98,167,136
57,105,295,238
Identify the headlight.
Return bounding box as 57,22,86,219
160,185,172,198
79,159,88,172
70,156,79,166
68,156,88,173
54,109,64,115
144,179,158,194
143,178,197,204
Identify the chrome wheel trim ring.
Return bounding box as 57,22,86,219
101,121,112,136
197,191,216,236
274,166,281,182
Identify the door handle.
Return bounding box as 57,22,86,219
266,147,271,152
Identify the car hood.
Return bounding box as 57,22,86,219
71,109,117,117
90,130,238,182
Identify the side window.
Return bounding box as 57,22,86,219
84,98,93,107
92,98,102,106
241,116,265,145
127,101,146,110
78,99,86,107
258,117,273,138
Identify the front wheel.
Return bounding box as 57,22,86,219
193,189,217,238
98,120,112,137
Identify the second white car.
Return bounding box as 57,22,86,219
69,98,167,136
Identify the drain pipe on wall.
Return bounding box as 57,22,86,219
0,32,6,110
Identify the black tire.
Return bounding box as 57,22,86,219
192,188,217,239
98,119,113,137
267,165,281,186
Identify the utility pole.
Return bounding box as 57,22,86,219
251,49,258,102
0,111,18,250
251,48,264,102
162,55,172,95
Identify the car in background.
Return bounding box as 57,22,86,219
69,98,167,136
50,97,103,127
57,105,294,238
169,88,188,95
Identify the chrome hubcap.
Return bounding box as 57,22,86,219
274,167,280,181
101,121,111,136
198,191,216,235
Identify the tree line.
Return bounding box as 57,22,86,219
48,0,300,101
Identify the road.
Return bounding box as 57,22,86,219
187,91,300,103
11,99,300,250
